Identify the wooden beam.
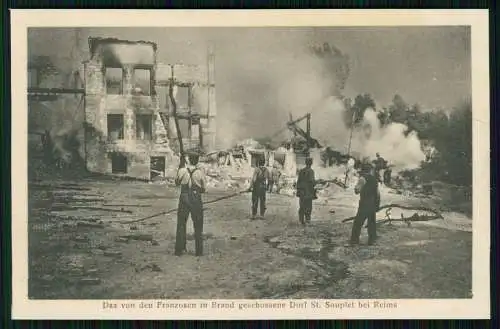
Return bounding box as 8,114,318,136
156,81,215,88
160,112,209,120
28,87,85,95
28,94,59,102
287,113,310,126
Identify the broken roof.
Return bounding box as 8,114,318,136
88,37,157,55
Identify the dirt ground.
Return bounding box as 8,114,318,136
28,177,472,299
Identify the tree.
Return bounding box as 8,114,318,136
345,90,472,187
441,99,472,185
388,94,409,124
417,100,471,186
377,107,391,127
405,103,424,135
425,110,450,151
343,93,376,128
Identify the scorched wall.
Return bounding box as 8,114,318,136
84,37,208,180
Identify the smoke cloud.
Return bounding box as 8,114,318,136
208,31,425,170
28,28,428,170
350,108,426,171
212,32,339,148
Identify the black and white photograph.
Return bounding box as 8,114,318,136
12,10,489,320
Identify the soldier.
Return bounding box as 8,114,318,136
322,147,335,167
373,152,386,183
296,157,316,225
349,163,380,246
383,163,392,186
174,150,206,256
248,158,269,219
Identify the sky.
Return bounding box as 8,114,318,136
29,26,471,109
28,26,471,145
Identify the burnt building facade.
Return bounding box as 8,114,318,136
83,37,216,180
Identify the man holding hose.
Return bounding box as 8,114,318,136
174,150,206,257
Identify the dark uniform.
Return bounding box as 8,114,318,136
250,159,269,219
383,166,392,186
373,153,385,183
296,157,316,225
174,152,206,256
350,164,380,245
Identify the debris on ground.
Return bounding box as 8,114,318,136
28,174,472,299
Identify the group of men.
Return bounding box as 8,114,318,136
294,156,380,246
173,150,382,257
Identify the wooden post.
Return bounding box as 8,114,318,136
169,65,184,157
187,84,192,150
306,113,311,143
198,119,203,152
344,110,356,186
306,113,311,155
289,113,296,138
206,43,217,151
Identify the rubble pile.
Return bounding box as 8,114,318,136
156,138,366,201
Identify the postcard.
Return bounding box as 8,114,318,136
11,9,490,319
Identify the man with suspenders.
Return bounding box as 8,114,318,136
349,163,381,246
174,150,207,256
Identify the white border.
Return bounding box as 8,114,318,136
11,9,490,320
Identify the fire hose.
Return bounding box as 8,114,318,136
341,204,443,223
121,190,250,224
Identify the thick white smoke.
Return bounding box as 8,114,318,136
355,108,426,171
294,98,426,171
207,30,345,148
210,33,425,171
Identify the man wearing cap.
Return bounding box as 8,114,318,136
248,157,270,219
174,151,207,256
349,163,380,245
296,157,316,225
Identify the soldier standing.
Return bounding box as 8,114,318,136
248,158,269,219
383,163,392,186
349,163,380,246
296,157,316,225
373,152,385,183
174,151,206,256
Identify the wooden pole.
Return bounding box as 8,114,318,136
187,84,192,149
344,110,356,186
168,65,184,157
306,113,311,153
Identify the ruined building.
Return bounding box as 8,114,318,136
83,37,216,179
28,29,87,176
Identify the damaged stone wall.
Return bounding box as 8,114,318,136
83,37,216,180
84,38,178,180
